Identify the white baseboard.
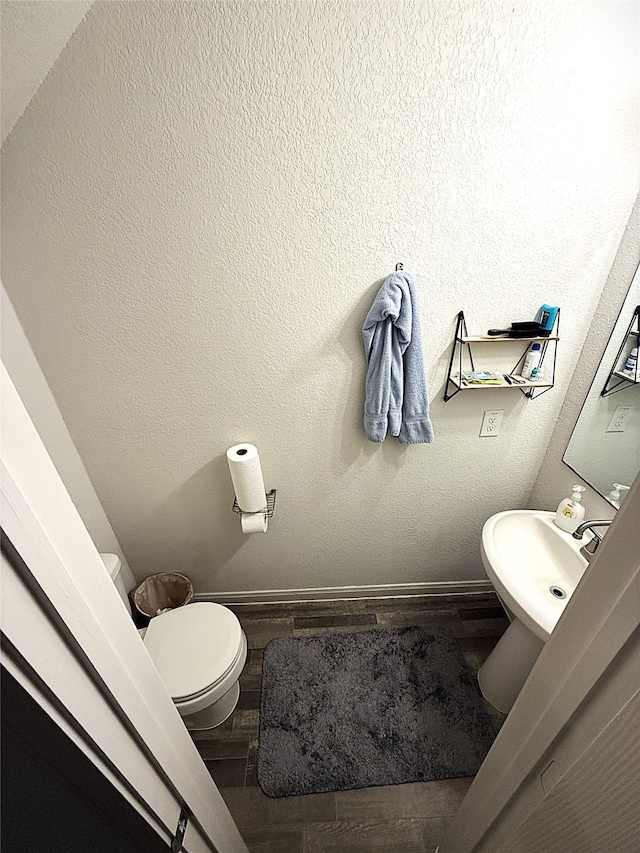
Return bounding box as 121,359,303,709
193,579,494,606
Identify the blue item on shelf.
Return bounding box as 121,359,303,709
534,304,559,337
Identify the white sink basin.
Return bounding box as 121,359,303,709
481,510,589,641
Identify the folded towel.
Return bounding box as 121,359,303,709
362,271,434,444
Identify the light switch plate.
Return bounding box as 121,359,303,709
480,410,503,437
606,406,634,433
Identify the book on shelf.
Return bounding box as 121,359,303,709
460,371,502,385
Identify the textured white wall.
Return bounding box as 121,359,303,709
2,1,638,594
1,284,136,591
0,1,93,143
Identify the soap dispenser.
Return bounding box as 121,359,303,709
554,485,586,533
607,483,630,509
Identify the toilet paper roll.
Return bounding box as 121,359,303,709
241,511,268,534
227,443,267,513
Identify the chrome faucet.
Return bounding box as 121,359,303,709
572,519,612,561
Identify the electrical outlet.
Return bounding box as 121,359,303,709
480,410,503,437
606,405,634,433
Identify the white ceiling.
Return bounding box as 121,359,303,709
1,1,93,144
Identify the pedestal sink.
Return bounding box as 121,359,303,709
478,510,590,713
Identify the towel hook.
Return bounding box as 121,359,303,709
395,262,404,271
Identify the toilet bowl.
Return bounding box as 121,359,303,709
143,601,247,729
101,554,247,729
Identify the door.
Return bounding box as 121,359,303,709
1,364,249,853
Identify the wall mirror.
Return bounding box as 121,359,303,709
563,264,640,508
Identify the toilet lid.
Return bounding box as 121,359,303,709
143,602,243,702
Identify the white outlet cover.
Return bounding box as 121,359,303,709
480,410,503,437
606,405,633,433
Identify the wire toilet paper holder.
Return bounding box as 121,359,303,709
232,488,277,519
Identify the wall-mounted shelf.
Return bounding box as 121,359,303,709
601,305,639,397
444,311,559,402
460,335,559,343
447,375,554,392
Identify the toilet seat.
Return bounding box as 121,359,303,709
143,601,244,703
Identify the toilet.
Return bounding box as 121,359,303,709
101,554,247,729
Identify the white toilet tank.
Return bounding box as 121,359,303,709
100,553,129,608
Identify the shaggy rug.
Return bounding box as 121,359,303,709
257,624,496,798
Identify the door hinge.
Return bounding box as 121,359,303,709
171,807,189,853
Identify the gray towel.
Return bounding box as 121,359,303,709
362,270,434,444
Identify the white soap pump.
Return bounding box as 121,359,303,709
607,483,630,509
554,485,586,533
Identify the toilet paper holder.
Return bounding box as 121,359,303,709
232,488,277,519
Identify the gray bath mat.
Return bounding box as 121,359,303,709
257,625,495,798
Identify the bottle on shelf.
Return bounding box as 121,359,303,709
521,343,542,380
622,347,637,377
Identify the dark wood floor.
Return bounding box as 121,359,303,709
190,593,509,853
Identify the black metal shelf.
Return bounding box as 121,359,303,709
601,306,640,397
444,311,560,402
